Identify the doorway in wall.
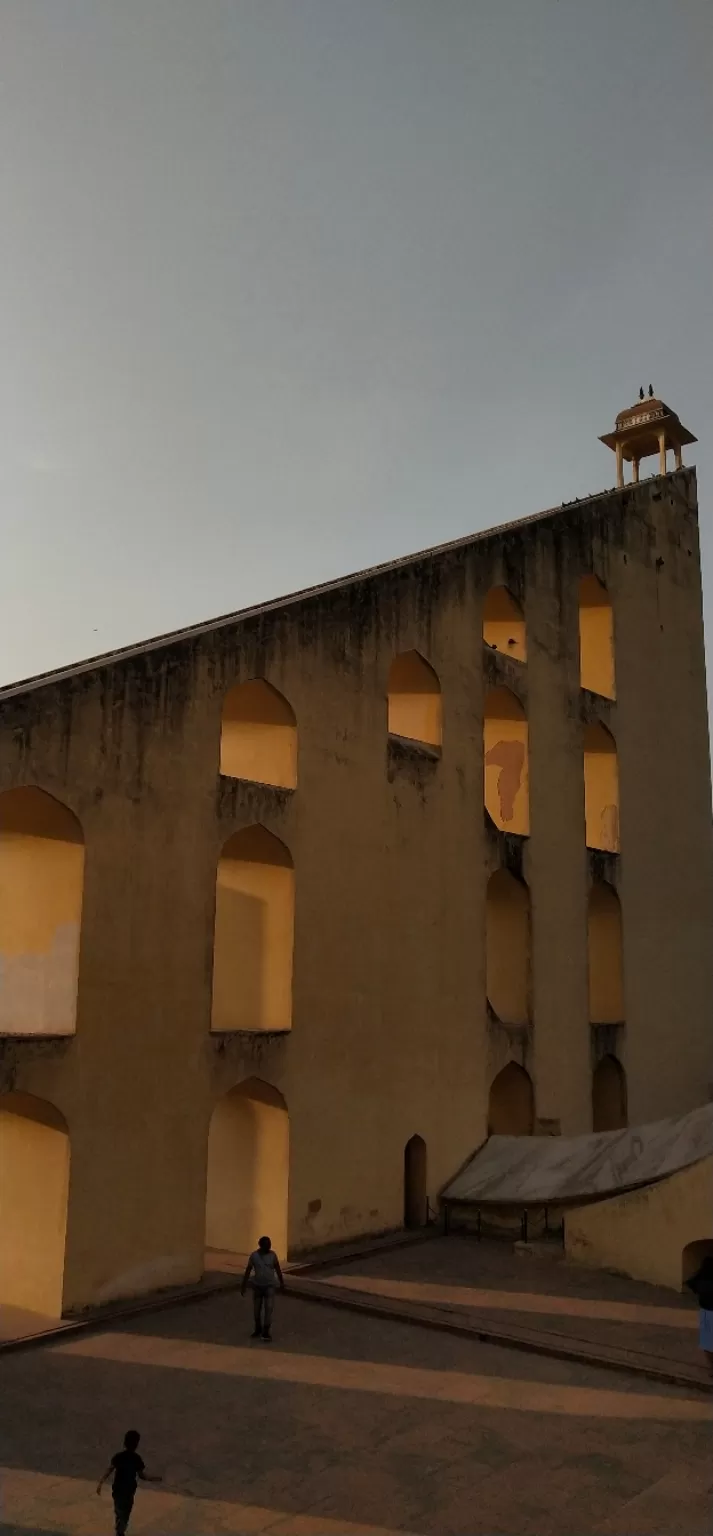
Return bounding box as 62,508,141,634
403,1135,427,1229
592,1055,627,1132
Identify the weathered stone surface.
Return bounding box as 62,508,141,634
443,1104,713,1206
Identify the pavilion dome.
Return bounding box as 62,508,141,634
615,397,672,427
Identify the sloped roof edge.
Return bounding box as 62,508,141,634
441,1102,713,1208
0,471,690,702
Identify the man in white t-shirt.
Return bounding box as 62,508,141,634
241,1235,285,1341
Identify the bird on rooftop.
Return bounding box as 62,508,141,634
639,387,645,400
648,384,654,396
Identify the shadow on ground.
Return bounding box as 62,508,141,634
1,1277,710,1536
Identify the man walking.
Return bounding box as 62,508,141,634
241,1234,285,1340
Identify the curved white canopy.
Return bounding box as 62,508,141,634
442,1104,713,1208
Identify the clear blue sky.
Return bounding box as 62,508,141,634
1,0,711,691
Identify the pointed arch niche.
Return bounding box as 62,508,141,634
488,1062,534,1136
387,651,442,749
0,787,84,1036
211,825,294,1034
403,1135,428,1229
592,1055,627,1133
484,687,529,835
486,869,530,1025
583,723,619,852
682,1240,713,1287
220,680,297,789
483,587,526,662
579,576,615,699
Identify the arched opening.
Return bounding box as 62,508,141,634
579,576,615,699
583,722,619,852
211,825,294,1033
486,869,529,1024
0,1092,70,1317
488,1063,534,1136
220,679,297,789
682,1240,713,1287
484,687,529,835
387,651,442,749
206,1078,289,1262
483,586,527,662
588,882,624,1022
592,1055,627,1133
0,787,84,1036
403,1135,428,1229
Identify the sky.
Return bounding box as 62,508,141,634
1,0,711,690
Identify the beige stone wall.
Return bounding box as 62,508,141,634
565,1157,713,1291
0,469,710,1314
611,480,713,1124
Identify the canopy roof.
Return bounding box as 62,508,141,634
442,1103,713,1208
615,396,669,426
600,397,697,461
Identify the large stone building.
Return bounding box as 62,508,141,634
1,399,711,1319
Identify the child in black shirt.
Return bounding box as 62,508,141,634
97,1428,161,1534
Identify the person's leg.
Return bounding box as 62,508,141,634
262,1289,275,1338
113,1495,134,1536
252,1288,264,1336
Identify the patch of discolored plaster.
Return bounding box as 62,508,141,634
484,737,525,824
0,923,79,1035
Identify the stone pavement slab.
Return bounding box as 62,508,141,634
54,1328,713,1418
593,1460,713,1535
297,1233,707,1386
1,1468,419,1535
1,1289,711,1535
312,1232,695,1312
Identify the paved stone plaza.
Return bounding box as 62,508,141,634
302,1233,704,1379
1,1250,712,1536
